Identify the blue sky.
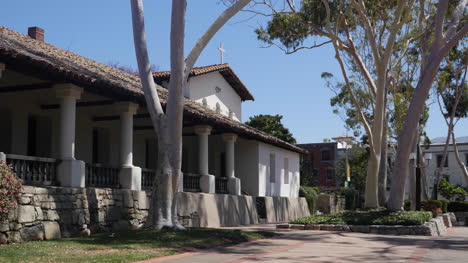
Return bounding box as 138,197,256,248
1,0,465,143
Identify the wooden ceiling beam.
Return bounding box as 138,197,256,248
0,82,53,93
41,100,115,110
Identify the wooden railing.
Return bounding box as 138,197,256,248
85,163,120,188
183,173,201,192
141,168,156,190
215,177,228,194
5,154,57,186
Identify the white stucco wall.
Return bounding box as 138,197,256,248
186,72,242,122
235,139,260,196
258,142,300,197
423,143,468,187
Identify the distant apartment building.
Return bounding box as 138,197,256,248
297,141,339,190
423,136,468,188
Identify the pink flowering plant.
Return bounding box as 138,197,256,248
0,161,23,217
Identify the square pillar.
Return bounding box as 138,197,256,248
222,133,241,195
54,84,85,187
0,63,5,79
194,125,214,193
116,102,142,190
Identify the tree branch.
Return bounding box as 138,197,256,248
130,0,165,120
185,0,251,75
445,0,468,39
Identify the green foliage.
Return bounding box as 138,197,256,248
447,201,468,212
438,178,468,201
290,209,432,226
404,200,411,211
338,188,360,210
436,44,468,119
421,200,448,217
0,228,277,263
0,161,23,217
299,186,320,215
335,143,369,192
245,114,296,144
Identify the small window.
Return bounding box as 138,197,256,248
465,153,468,166
436,154,448,168
321,150,332,161
284,157,289,184
269,153,276,183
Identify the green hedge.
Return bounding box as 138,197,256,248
290,209,432,226
299,186,319,215
447,201,468,212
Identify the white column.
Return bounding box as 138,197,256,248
54,84,85,187
0,63,5,79
55,84,82,160
194,125,212,176
194,125,214,193
222,133,241,195
117,103,138,167
222,133,237,178
117,102,141,190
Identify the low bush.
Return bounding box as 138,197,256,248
338,188,360,210
299,186,319,215
404,200,411,211
290,209,432,226
0,161,23,217
447,201,468,212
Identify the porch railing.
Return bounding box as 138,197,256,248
183,173,201,192
141,168,156,190
5,154,57,186
85,163,120,188
215,177,228,194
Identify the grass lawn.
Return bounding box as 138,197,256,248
0,228,277,263
290,209,433,226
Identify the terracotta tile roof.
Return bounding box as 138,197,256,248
0,26,304,154
153,64,254,101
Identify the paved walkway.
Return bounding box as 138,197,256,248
142,225,468,263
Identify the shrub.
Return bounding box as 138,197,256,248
338,188,360,210
0,161,23,217
290,209,432,226
438,179,468,201
447,201,468,212
421,200,444,217
299,186,319,215
440,200,448,213
404,200,411,211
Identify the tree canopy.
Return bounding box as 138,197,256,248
245,114,297,144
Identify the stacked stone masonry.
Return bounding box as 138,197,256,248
0,186,310,244
0,186,150,244
278,215,453,236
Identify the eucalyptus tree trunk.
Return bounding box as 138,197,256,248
451,132,468,184
130,0,251,229
378,120,388,207
388,0,467,211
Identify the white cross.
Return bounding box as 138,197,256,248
218,43,225,64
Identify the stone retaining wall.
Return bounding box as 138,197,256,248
0,186,310,244
0,186,150,244
277,215,451,236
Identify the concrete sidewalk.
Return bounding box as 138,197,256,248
142,225,468,263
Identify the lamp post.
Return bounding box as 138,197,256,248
332,136,354,188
